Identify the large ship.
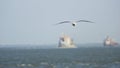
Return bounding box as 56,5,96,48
104,36,118,46
58,34,77,48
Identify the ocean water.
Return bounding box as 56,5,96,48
0,46,120,68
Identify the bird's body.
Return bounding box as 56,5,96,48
55,20,94,27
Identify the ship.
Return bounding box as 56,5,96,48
104,36,118,46
58,33,77,48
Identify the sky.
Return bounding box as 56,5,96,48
0,0,120,45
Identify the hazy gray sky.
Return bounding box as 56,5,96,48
0,0,120,45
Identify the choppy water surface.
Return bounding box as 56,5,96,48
0,46,120,68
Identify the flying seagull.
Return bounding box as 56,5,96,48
55,20,94,27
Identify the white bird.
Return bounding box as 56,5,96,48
55,20,94,27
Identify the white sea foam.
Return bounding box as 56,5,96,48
17,63,33,67
40,62,49,65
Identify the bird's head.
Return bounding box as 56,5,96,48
72,22,77,27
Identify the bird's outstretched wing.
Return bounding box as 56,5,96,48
54,21,71,25
76,20,94,23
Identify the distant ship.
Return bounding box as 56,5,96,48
58,34,77,48
104,36,118,46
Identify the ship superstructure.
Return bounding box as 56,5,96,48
104,36,118,46
58,34,76,48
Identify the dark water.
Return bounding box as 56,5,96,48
0,46,120,68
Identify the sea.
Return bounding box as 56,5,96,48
0,45,120,68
